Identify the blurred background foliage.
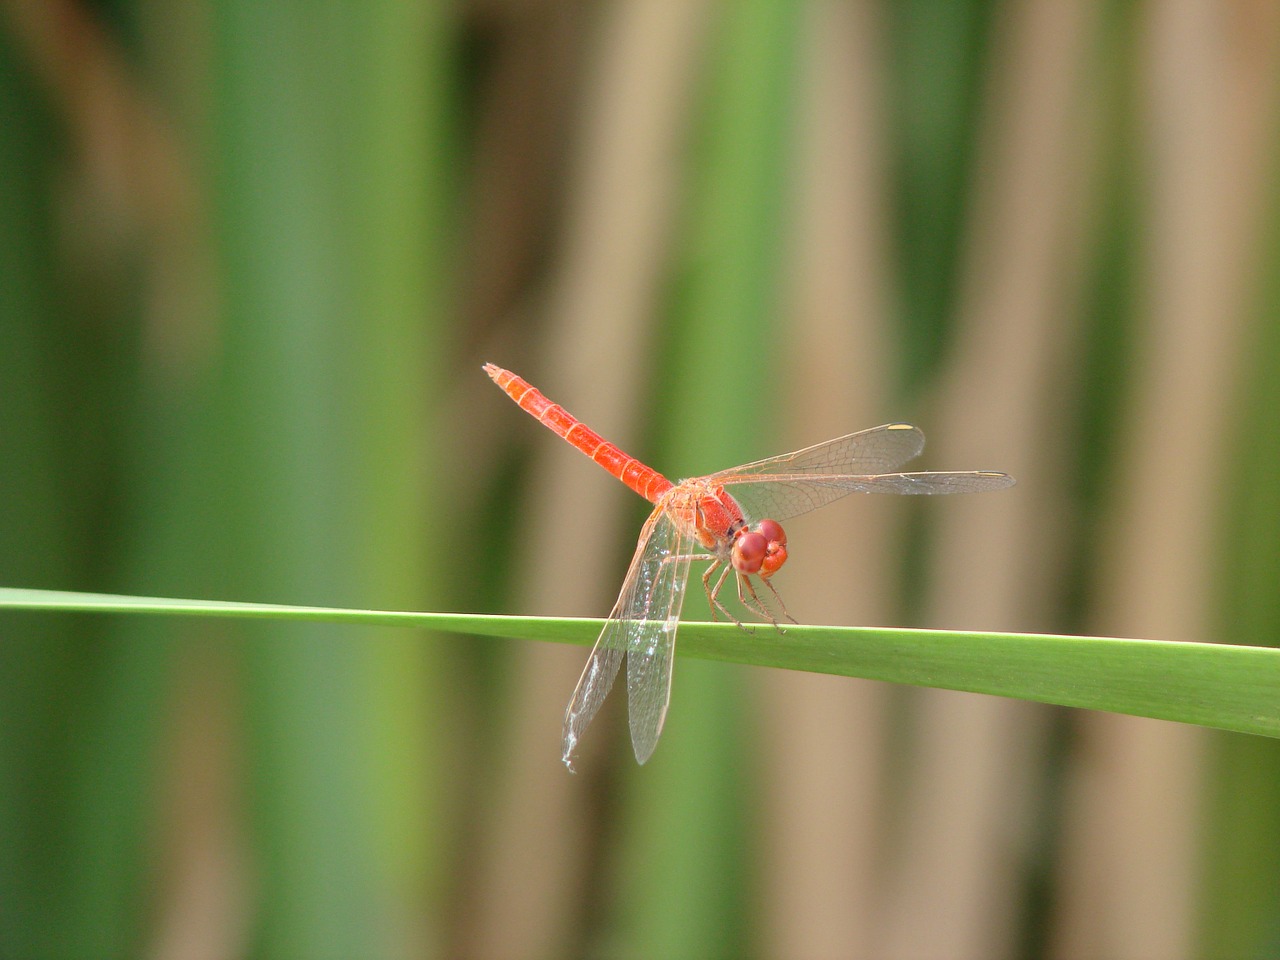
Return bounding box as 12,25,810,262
2,1,1280,957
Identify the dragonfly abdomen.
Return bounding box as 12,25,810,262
484,363,674,503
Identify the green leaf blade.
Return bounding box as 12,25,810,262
2,587,1275,741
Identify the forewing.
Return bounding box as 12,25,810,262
561,507,692,769
711,423,926,481
625,517,692,765
724,469,1015,524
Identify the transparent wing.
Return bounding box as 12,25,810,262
725,469,1014,524
710,423,926,480
703,424,1013,523
562,505,693,769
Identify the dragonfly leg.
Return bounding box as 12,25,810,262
703,561,747,627
701,560,722,620
737,574,783,630
760,575,799,625
662,552,715,567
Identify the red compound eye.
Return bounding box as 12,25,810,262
756,518,786,546
732,531,767,573
761,542,787,577
753,519,788,577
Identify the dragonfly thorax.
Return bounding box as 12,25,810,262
673,483,790,580
687,484,743,550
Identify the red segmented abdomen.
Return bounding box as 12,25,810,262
484,363,673,503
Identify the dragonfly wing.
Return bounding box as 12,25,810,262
709,423,926,481
562,506,692,769
561,646,624,771
625,517,692,764
722,469,1015,524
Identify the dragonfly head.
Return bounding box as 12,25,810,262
731,518,788,579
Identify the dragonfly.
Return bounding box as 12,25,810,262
484,363,1014,769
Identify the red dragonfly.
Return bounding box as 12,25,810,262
484,363,1014,769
